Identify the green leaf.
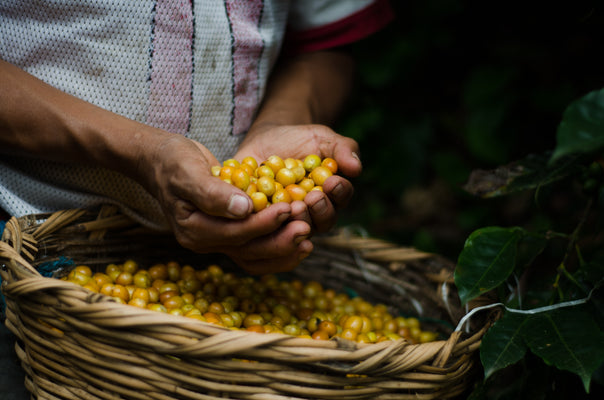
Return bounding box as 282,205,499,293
455,227,525,305
480,312,528,379
522,306,604,392
551,88,604,163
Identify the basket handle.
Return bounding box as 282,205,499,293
0,240,39,278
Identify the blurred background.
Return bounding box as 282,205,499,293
336,0,604,261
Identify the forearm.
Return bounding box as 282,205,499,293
249,49,355,133
235,48,361,186
0,59,164,181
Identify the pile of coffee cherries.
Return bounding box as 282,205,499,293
64,260,439,344
212,155,338,212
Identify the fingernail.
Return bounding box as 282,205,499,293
294,234,308,245
228,194,250,217
331,182,344,198
277,210,291,223
352,152,360,161
310,197,328,214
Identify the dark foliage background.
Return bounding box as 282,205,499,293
337,0,604,260
336,2,604,398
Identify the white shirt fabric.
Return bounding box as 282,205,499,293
0,0,392,229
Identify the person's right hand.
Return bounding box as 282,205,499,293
136,132,313,275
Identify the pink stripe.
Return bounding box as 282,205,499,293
225,0,264,135
284,0,395,54
147,0,194,135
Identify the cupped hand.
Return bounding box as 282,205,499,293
235,123,362,233
169,199,314,275
136,131,312,274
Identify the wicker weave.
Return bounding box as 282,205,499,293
0,206,494,400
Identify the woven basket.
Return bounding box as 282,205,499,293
0,206,495,400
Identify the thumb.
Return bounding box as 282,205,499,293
331,138,362,178
195,176,253,219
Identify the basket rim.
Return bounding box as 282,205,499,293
0,206,497,314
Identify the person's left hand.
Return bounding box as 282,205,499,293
234,123,362,234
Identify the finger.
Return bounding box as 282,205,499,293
170,201,292,250
192,175,254,219
321,175,354,209
230,237,314,275
317,132,362,178
304,190,337,233
228,219,312,260
289,200,312,226
157,141,254,220
332,143,362,178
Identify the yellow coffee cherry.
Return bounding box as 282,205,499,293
291,166,307,182
82,280,99,293
256,165,275,179
256,176,276,197
92,272,112,288
67,269,91,286
74,265,92,277
303,154,322,172
245,182,257,197
283,157,299,169
123,259,139,274
265,155,285,175
298,178,315,192
275,168,296,187
321,157,338,174
272,188,292,204
133,270,151,288
219,166,235,180
242,156,258,171
309,166,333,186
285,184,307,202
239,163,256,178
211,165,222,177
223,158,240,168
231,168,251,191
128,297,148,308
251,192,269,212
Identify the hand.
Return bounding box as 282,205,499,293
220,50,359,273
235,123,362,233
137,131,312,274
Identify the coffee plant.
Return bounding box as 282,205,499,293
457,89,604,399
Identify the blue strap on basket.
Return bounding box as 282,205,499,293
37,257,75,278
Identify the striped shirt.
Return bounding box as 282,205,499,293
0,0,393,228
